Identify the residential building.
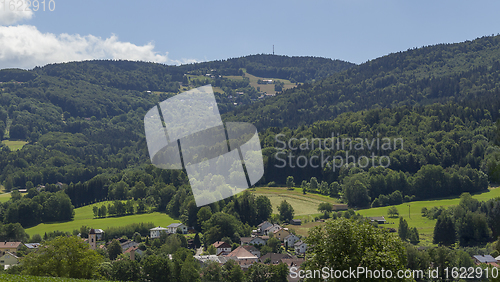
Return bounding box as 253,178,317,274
259,253,292,265
24,243,40,249
284,234,300,247
0,242,22,256
368,216,386,224
290,219,302,225
263,224,281,235
242,245,261,258
120,240,138,251
94,229,105,240
213,241,231,256
226,246,258,262
473,255,498,265
0,252,19,269
294,240,307,254
258,221,273,235
167,223,188,234
240,236,267,246
150,226,168,239
274,228,290,241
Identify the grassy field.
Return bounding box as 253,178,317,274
251,187,340,216
357,187,500,246
0,192,28,203
238,71,297,95
26,201,179,237
2,140,27,151
252,186,500,244
0,274,109,281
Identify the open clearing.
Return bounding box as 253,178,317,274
357,187,500,246
2,140,27,151
252,186,500,245
251,187,341,216
26,201,179,237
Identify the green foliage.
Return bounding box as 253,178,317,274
304,218,407,281
22,236,103,279
278,200,294,223
285,176,295,189
141,254,172,282
398,217,409,241
107,239,122,260
387,206,399,218
202,212,246,245
433,214,456,246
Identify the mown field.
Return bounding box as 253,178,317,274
0,274,109,281
2,140,27,151
25,201,179,237
226,71,297,95
252,186,500,243
251,186,340,216
0,192,28,203
357,187,500,246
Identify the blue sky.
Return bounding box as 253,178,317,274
1,0,500,69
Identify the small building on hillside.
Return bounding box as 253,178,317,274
368,216,387,224
273,228,290,241
290,219,302,225
257,221,273,235
0,252,19,269
284,234,300,247
212,241,232,256
167,223,187,234
0,242,22,256
150,226,168,239
226,246,258,262
473,255,498,266
240,236,267,246
294,240,307,254
242,245,261,258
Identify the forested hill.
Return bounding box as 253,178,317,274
20,54,354,92
224,35,500,130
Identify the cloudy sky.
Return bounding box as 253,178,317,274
1,1,500,69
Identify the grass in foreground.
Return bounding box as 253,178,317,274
0,274,109,282
2,140,27,151
26,201,179,236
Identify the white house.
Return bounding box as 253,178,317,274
284,234,300,247
94,229,105,240
257,221,273,235
240,236,267,246
212,241,232,256
264,224,281,235
167,223,188,234
294,240,307,254
150,226,168,239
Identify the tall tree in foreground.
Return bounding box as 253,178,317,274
304,218,407,281
22,236,103,279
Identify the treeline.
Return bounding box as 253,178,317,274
256,98,495,206
1,190,74,228
224,35,500,130
431,193,500,247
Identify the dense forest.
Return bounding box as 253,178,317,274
0,35,500,237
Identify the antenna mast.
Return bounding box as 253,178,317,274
273,45,274,55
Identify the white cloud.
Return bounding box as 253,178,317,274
0,6,33,25
0,25,196,69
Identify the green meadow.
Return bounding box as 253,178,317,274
2,140,27,151
357,187,500,246
251,186,500,244
25,201,179,237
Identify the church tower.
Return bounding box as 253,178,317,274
89,229,96,250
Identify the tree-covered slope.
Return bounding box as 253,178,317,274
224,35,500,130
